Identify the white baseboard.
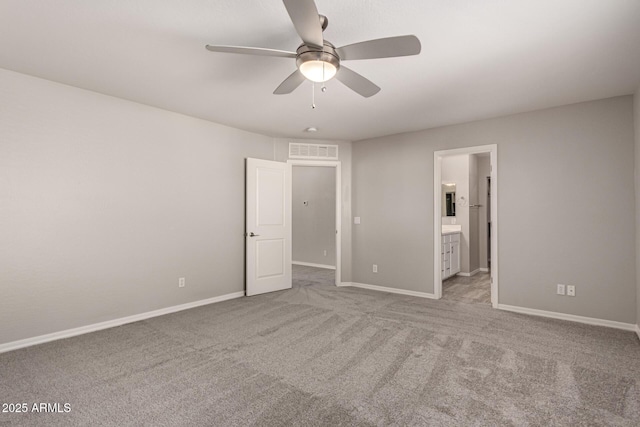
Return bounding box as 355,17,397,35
0,291,245,354
457,268,482,277
292,261,336,270
497,304,636,332
479,268,489,273
340,282,436,299
636,324,640,340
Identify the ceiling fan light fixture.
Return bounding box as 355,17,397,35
296,43,340,83
299,59,337,83
206,0,421,97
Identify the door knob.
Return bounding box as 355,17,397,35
249,232,260,237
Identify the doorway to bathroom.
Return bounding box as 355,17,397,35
288,160,342,288
433,145,498,308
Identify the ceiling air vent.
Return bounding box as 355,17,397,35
289,143,339,160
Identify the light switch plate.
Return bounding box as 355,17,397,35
354,217,361,224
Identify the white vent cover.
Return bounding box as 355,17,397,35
289,143,339,160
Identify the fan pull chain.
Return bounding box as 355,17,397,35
311,82,316,109
321,62,327,92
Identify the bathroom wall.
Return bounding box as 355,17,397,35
441,155,470,273
477,155,491,270
441,154,482,275
469,154,480,273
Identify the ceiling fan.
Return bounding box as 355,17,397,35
205,0,421,98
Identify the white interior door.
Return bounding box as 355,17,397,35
246,158,291,296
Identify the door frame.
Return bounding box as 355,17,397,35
433,144,499,307
287,160,342,286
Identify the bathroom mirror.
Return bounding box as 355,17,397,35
442,183,456,216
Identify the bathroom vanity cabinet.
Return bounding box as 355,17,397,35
441,232,460,279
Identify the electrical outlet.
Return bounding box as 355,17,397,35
373,264,378,273
179,277,185,288
567,285,575,297
557,284,565,295
323,250,327,256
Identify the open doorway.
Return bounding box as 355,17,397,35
288,160,341,288
433,145,498,307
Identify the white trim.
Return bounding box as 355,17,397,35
434,144,498,308
456,268,482,277
0,292,244,354
479,268,489,273
636,324,640,340
288,160,342,286
292,261,336,270
489,147,498,308
433,156,442,299
341,282,437,299
497,304,637,331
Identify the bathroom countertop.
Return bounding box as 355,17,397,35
442,224,462,235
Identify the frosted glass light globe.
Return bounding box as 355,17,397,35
299,60,337,83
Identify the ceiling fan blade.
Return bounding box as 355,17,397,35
282,0,324,48
336,35,421,61
205,45,296,58
274,69,306,95
335,66,380,98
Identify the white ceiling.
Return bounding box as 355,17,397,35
2,0,640,141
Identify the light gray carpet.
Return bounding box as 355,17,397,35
442,272,492,305
292,263,336,286
1,267,639,426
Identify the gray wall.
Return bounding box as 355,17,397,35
352,134,432,292
0,69,274,345
636,88,640,327
292,166,336,266
274,138,353,282
353,96,636,323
